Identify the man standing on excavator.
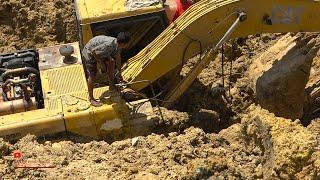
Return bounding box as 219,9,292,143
165,0,194,23
172,0,194,21
82,32,131,107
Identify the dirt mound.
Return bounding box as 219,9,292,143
0,0,77,53
175,34,282,122
1,105,318,179
242,105,319,179
0,123,264,179
155,107,221,134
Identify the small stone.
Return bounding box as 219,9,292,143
262,35,271,43
293,119,301,124
252,158,258,165
246,124,256,135
149,169,159,175
135,171,158,180
130,167,139,174
255,164,263,178
93,157,102,163
217,175,225,180
252,147,261,155
61,158,68,166
54,0,65,8
44,141,51,146
132,137,139,146
33,171,41,177
196,167,206,175
52,143,62,151
168,132,177,137
241,152,247,157
279,172,290,179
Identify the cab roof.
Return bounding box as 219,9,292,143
75,0,164,25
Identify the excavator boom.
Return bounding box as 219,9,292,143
122,0,320,102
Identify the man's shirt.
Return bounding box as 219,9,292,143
84,35,118,59
173,0,193,21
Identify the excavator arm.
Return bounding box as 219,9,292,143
122,0,320,103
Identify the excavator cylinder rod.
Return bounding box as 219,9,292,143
215,12,247,50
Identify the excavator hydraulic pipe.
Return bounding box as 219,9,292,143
0,67,39,82
0,97,37,116
2,78,30,89
214,12,247,50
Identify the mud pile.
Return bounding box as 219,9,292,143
0,0,77,53
178,32,320,123
242,106,319,179
0,105,318,179
176,33,282,122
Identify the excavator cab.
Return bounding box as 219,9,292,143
74,0,169,62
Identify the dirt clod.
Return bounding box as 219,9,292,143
0,0,76,53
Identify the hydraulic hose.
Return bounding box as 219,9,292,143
0,67,39,82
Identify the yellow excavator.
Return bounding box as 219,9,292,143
0,0,319,141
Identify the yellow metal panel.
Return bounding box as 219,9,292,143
41,64,88,97
64,110,99,138
0,115,65,140
75,0,164,25
92,104,120,135
0,110,49,125
63,103,122,139
38,42,82,70
63,86,125,138
81,24,93,46
45,97,63,116
92,87,124,136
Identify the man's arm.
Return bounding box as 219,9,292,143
92,51,107,72
113,51,124,82
114,51,121,71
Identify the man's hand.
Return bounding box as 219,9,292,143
115,69,124,83
110,57,115,62
90,99,103,107
92,51,107,72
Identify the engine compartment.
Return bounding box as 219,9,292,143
0,50,44,116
